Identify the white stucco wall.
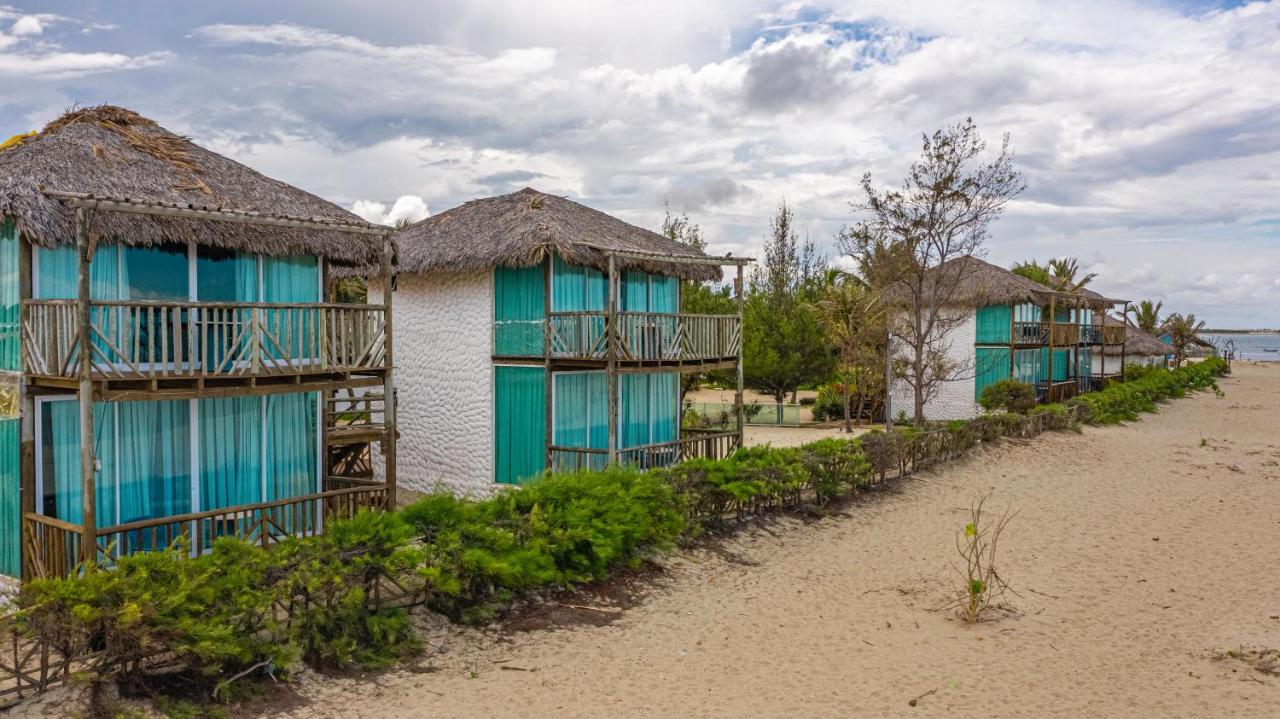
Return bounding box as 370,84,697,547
889,310,981,421
370,270,497,498
1091,350,1161,374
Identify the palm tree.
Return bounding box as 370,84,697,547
1126,300,1163,334
1011,258,1095,292
1163,313,1206,366
1046,257,1097,292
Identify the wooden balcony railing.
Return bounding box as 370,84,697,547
549,429,741,473
1013,321,1097,346
22,484,389,580
1036,380,1080,404
1101,324,1126,344
21,300,387,381
544,312,740,363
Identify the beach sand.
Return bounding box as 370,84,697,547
272,362,1280,718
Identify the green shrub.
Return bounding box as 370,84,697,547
277,511,422,670
811,383,848,422
19,538,289,692
403,466,684,622
978,380,1037,413
1070,357,1226,424
798,438,874,501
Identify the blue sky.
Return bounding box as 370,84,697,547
2,1,1278,327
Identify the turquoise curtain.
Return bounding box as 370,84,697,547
265,392,317,501
117,400,190,525
650,373,678,443
621,270,648,312
1013,348,1041,384
494,366,547,484
620,374,649,448
553,372,607,449
0,419,19,576
975,305,1012,345
196,249,257,369
650,276,678,314
974,348,1012,401
199,397,262,510
494,265,545,356
263,256,319,362
0,220,17,371
45,400,115,526
551,255,605,312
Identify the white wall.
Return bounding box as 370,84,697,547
889,309,981,421
1091,350,1161,374
370,269,498,498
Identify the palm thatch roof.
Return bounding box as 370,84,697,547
391,187,722,282
0,105,378,264
884,256,1122,311
1101,316,1169,356
883,255,1054,309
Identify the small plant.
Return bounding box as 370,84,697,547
978,380,1036,414
949,494,1015,623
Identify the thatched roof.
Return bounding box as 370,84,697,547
391,187,722,282
0,105,379,264
884,256,1123,311
1100,316,1170,356
884,255,1054,309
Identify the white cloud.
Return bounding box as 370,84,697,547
10,15,41,35
351,195,431,226
0,49,170,78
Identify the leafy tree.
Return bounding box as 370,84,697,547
661,202,736,402
842,119,1025,425
1164,312,1206,365
1127,299,1163,334
815,272,885,432
743,201,834,411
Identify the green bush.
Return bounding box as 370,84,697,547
403,466,684,622
978,379,1037,413
277,511,422,670
19,539,289,692
811,383,848,422
1070,357,1226,424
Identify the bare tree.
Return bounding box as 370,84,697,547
842,119,1025,425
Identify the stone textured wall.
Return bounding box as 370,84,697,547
370,270,498,498
889,310,981,421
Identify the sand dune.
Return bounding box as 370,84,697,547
275,363,1280,718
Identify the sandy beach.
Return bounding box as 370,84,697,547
274,362,1280,718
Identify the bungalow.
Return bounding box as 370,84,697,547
0,107,395,579
367,188,748,496
888,256,1127,421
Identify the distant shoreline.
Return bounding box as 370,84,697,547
1204,330,1280,335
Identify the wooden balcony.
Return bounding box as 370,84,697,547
543,312,740,367
1036,380,1080,404
548,428,741,473
22,483,389,580
22,299,387,394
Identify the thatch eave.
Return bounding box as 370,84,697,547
0,105,380,265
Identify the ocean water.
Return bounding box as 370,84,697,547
1204,333,1280,362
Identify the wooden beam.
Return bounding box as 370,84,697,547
380,236,397,509
606,254,618,466
542,257,553,471
735,264,745,442
18,233,36,543
75,207,96,565
45,191,392,238
601,248,755,266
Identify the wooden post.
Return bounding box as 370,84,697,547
18,234,35,573
1120,301,1128,378
734,264,745,445
1046,295,1055,403
379,235,397,509
606,254,618,466
75,207,97,565
543,256,553,470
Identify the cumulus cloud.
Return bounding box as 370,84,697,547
351,195,431,226
0,5,167,78
7,1,1280,325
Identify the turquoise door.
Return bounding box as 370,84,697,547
974,348,1011,401
495,366,547,484
494,265,545,356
